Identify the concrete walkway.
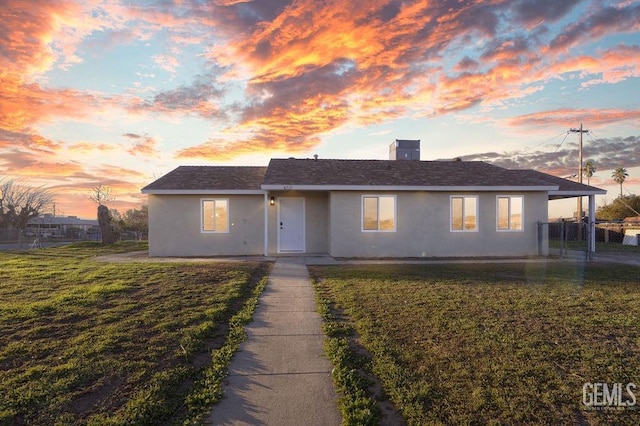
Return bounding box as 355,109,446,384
208,257,342,426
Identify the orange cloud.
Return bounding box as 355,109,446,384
67,142,116,153
177,132,321,161
1,1,74,76
0,79,101,132
162,0,638,160
542,45,640,88
95,165,147,180
122,133,160,158
0,149,85,178
0,128,60,152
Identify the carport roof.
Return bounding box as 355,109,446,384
510,169,607,199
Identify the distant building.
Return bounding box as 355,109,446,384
26,214,99,239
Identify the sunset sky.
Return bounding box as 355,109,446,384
1,0,639,219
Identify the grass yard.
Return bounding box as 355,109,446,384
310,261,640,425
0,242,271,425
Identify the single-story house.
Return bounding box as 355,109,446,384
141,158,605,258
27,214,99,239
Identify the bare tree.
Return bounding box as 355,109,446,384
87,185,115,206
88,185,116,244
0,177,54,229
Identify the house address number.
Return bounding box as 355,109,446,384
283,185,294,190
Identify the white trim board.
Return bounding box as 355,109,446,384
143,189,265,195
262,184,558,192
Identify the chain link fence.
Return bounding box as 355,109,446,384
541,221,639,258
0,228,147,250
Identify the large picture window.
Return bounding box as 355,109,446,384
201,199,229,233
451,196,477,231
362,195,396,232
497,196,523,231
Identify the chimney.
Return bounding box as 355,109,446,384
389,139,420,160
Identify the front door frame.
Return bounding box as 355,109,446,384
277,197,306,253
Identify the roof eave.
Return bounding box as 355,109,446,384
261,184,559,191
142,189,265,195
548,189,607,200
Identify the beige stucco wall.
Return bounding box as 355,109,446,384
266,191,329,254
149,190,549,258
328,191,549,258
148,194,265,256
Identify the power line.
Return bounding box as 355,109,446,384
554,132,570,153
522,131,568,154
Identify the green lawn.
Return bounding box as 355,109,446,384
310,262,640,425
0,242,271,425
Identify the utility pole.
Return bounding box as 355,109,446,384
569,123,589,240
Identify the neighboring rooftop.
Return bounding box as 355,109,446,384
28,215,98,226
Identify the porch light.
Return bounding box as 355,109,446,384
270,196,275,206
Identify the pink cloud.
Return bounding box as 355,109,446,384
508,108,640,129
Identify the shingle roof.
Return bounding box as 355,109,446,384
28,216,98,226
141,166,267,191
262,158,555,187
141,159,605,196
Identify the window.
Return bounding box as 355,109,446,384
362,195,396,232
451,196,477,231
201,199,229,233
497,196,523,231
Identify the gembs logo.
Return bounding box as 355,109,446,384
582,382,637,410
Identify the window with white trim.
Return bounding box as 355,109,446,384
201,199,229,233
362,195,396,232
497,196,523,231
451,196,477,231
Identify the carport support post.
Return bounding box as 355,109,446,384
264,192,269,257
588,194,596,254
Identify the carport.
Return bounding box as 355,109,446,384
546,177,606,253
517,170,606,253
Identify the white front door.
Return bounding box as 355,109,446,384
278,197,305,252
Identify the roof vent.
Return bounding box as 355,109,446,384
453,157,462,162
389,139,420,160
